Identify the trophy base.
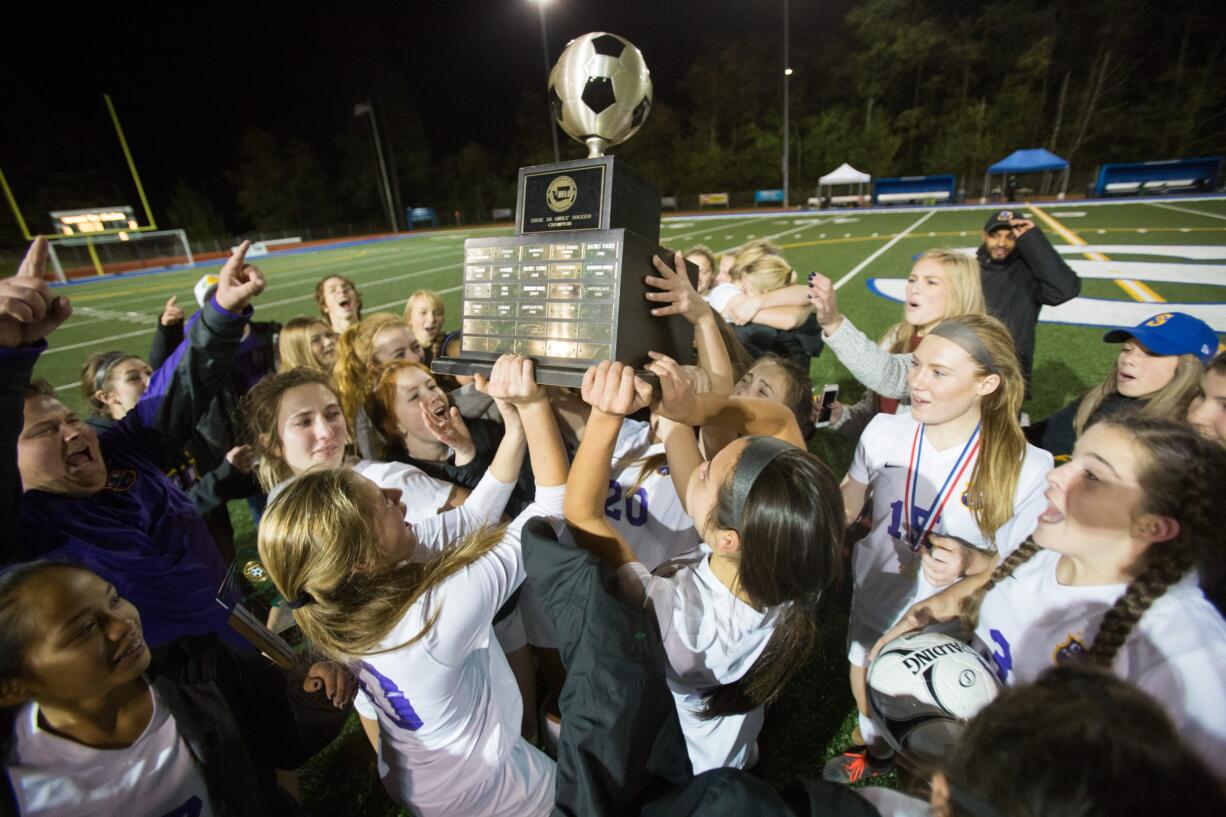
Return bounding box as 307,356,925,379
431,355,659,393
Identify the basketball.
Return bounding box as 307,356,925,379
867,631,1002,762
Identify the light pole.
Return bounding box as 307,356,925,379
354,99,398,233
782,0,791,209
529,0,561,163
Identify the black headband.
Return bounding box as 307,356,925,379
928,320,999,374
286,592,315,610
92,351,133,393
727,436,793,531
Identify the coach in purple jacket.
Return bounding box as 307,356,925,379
0,238,265,649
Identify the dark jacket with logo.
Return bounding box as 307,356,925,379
977,226,1080,388
0,635,348,817
1026,391,1140,460
0,301,253,649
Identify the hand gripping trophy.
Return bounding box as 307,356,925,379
430,32,695,389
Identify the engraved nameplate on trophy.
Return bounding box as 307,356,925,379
432,229,694,388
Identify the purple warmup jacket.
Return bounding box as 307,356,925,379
1,300,251,648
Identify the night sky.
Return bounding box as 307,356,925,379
0,0,850,224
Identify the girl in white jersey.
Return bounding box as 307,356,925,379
831,314,1051,782
0,562,352,817
879,413,1226,782
257,355,568,817
563,358,844,772
244,366,463,514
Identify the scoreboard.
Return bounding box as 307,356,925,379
49,206,139,236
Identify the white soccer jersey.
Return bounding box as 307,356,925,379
352,480,562,817
974,547,1226,781
847,413,1051,665
702,283,742,314
4,688,215,817
619,545,780,772
353,458,455,523
607,419,699,571
268,457,454,523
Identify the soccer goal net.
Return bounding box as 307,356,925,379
45,229,194,281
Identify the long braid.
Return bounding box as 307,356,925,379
1082,416,1224,667
1085,547,1193,667
1085,433,1219,665
959,539,1041,633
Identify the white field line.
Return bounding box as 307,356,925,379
57,247,457,332
53,245,460,334
832,210,937,290
50,283,471,393
659,217,768,244
719,218,834,254
65,242,458,313
45,260,465,354
1146,201,1226,222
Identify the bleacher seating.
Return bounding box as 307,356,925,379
1094,158,1221,197
872,174,957,206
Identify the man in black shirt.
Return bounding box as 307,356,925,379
977,209,1081,391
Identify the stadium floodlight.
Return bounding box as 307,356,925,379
782,0,791,207
528,0,561,163
354,100,398,234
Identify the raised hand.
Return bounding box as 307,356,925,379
806,271,842,333
645,352,697,424
213,241,266,314
580,360,653,417
304,661,357,708
420,403,477,463
920,534,972,587
0,237,73,348
680,364,712,395
725,294,762,326
644,251,709,325
224,444,259,474
1009,218,1035,238
160,295,185,327
475,354,544,405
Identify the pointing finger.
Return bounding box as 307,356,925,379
17,237,49,280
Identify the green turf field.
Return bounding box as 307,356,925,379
30,197,1226,812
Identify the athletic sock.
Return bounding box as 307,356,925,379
858,712,894,760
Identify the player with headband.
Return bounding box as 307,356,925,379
827,313,1051,783
563,356,843,772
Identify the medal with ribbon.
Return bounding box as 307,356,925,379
902,421,980,558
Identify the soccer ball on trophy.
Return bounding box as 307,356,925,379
548,32,653,158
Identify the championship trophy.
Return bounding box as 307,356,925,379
431,32,695,388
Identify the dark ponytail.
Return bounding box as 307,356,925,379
701,447,843,717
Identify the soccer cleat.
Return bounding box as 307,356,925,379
822,748,894,784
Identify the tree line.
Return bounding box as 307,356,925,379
4,0,1223,244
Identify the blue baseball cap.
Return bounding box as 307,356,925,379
1102,312,1220,364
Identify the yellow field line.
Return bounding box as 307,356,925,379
1027,202,1164,304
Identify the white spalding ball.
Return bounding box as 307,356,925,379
867,631,1002,762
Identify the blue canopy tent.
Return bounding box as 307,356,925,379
982,148,1070,201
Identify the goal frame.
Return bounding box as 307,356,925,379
45,228,194,281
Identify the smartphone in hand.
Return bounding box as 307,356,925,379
813,383,839,428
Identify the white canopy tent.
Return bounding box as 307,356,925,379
815,163,871,207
